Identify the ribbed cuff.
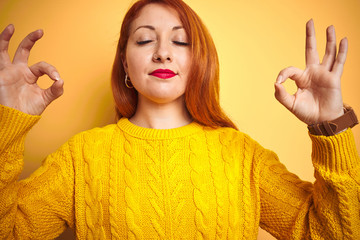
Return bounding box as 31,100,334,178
310,128,359,174
0,105,40,152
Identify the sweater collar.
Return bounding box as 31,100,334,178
117,118,204,140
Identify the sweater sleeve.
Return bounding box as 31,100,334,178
257,128,360,239
0,105,75,239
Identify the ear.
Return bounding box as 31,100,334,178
121,53,128,73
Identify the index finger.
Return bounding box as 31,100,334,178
305,19,320,66
13,29,43,64
0,24,15,65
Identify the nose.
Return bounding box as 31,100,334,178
152,40,172,63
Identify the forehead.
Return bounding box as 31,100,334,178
130,3,182,32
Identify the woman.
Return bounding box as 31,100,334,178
0,0,359,239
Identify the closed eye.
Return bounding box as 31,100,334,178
136,40,153,45
173,41,190,46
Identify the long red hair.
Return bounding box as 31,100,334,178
111,0,238,130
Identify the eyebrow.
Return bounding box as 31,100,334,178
134,25,184,33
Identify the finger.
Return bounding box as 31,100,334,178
0,24,15,65
43,78,64,106
332,37,348,78
305,19,320,66
321,25,336,70
13,29,43,64
276,66,304,85
30,61,63,105
29,61,61,83
274,82,295,111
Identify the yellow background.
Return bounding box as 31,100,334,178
1,0,359,239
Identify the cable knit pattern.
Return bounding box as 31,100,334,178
205,131,227,240
165,139,186,235
189,135,211,240
244,135,262,238
1,105,360,239
337,185,353,240
109,128,123,240
83,131,106,239
123,133,143,239
220,131,240,239
145,140,166,238
241,134,254,239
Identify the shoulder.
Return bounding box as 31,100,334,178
203,126,274,154
202,126,253,143
67,123,119,147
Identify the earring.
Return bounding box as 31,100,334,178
125,74,134,88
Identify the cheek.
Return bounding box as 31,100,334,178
126,51,141,74
179,53,191,82
125,48,151,75
179,50,191,72
125,51,148,91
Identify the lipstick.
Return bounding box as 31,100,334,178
150,69,176,79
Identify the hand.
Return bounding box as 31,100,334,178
0,24,64,115
274,19,347,125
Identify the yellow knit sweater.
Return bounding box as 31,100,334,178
0,105,359,240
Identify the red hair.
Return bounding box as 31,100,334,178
111,0,238,130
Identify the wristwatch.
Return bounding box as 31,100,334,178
307,105,359,136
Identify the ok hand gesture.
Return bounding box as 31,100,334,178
0,24,64,115
275,19,347,125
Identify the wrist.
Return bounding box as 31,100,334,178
307,105,358,136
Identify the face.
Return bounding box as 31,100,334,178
123,3,191,104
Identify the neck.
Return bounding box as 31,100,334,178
129,95,192,129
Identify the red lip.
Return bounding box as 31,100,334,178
150,69,176,79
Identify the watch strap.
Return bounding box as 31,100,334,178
308,106,359,136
